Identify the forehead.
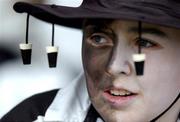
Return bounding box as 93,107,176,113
111,20,168,31
83,19,175,29
83,19,180,36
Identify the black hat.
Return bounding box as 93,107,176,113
14,0,180,29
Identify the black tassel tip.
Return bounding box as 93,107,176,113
133,54,146,76
46,46,58,68
19,43,32,65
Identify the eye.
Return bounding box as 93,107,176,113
135,38,158,49
88,33,113,47
91,35,106,44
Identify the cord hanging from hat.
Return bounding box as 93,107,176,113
132,21,146,76
46,23,59,68
138,21,142,54
52,23,55,46
26,13,30,44
19,13,32,65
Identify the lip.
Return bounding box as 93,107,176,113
102,87,138,108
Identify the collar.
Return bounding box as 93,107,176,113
44,72,91,122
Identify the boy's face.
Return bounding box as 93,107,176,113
82,19,180,122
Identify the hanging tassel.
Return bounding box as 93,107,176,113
132,21,146,76
19,13,32,65
46,23,59,68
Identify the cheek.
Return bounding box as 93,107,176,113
82,43,112,99
82,44,112,84
141,48,180,108
135,47,180,119
144,48,180,88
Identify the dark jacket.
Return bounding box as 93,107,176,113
0,89,102,122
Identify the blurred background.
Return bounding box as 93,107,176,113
0,0,83,118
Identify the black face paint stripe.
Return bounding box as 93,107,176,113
150,93,180,122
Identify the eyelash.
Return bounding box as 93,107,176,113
135,38,159,49
88,33,113,47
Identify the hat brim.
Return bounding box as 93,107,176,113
14,2,84,29
14,2,180,29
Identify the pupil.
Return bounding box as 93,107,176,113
94,36,102,43
139,39,150,47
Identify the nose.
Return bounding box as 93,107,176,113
106,43,132,77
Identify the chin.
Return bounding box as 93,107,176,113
93,101,149,122
101,112,147,122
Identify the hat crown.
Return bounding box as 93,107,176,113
81,0,180,10
80,0,180,21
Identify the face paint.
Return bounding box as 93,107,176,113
82,19,180,122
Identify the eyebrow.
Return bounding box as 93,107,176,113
84,25,116,39
128,27,168,38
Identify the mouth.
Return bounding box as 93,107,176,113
103,88,138,107
109,89,135,96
